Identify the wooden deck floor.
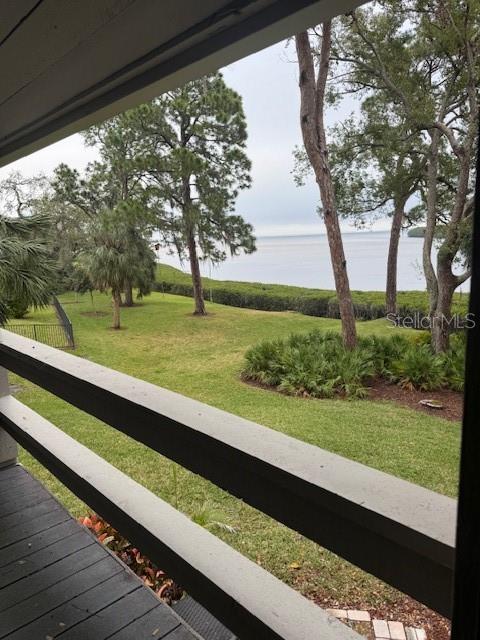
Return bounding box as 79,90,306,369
0,464,201,640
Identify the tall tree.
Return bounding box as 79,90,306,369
77,209,155,330
52,159,155,306
83,113,152,306
0,172,47,218
328,112,425,315
295,24,357,349
132,73,255,315
335,0,479,351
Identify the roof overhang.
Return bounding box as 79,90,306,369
0,0,364,168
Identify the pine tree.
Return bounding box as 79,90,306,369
131,73,255,315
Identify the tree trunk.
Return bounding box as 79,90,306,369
112,289,121,329
296,26,357,349
386,197,406,316
426,114,474,352
181,161,206,316
123,283,133,307
431,253,456,353
323,207,357,349
187,229,206,315
423,130,440,317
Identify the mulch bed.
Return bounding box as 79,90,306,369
369,378,463,422
244,377,463,422
314,591,451,640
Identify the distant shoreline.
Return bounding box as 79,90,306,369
158,231,463,292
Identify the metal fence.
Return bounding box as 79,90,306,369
7,323,72,349
52,296,75,348
8,297,75,349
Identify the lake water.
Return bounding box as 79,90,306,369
159,231,470,293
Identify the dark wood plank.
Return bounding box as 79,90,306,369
0,474,44,497
108,605,181,640
0,486,51,518
0,529,93,588
0,467,208,640
0,465,26,484
0,556,123,638
0,541,102,612
58,589,162,640
0,506,70,550
0,519,79,568
0,464,32,490
8,571,139,639
0,498,63,534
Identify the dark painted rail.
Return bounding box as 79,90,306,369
0,329,457,637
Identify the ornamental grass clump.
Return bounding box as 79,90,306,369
243,330,376,399
242,329,465,398
388,344,446,391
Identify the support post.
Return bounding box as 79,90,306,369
451,122,480,639
0,367,17,468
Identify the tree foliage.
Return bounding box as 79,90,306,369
317,0,479,350
77,209,155,329
0,212,55,323
130,73,255,314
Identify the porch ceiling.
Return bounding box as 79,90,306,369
0,0,364,168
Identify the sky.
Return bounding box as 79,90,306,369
0,39,391,237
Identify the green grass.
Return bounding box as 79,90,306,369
13,292,460,607
6,304,58,325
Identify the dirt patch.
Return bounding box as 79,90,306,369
369,378,463,422
80,311,109,318
315,592,450,640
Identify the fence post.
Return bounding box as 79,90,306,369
0,367,17,468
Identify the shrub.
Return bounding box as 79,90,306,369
242,329,464,398
243,330,375,399
359,334,410,377
5,296,29,319
156,264,469,324
440,333,466,392
388,344,446,391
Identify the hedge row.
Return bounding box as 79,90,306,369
155,264,469,322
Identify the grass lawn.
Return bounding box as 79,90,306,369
12,292,460,608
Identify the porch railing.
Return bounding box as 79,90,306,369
0,329,456,639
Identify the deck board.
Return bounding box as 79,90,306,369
0,519,79,568
0,464,200,640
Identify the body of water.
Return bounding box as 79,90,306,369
159,231,470,293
